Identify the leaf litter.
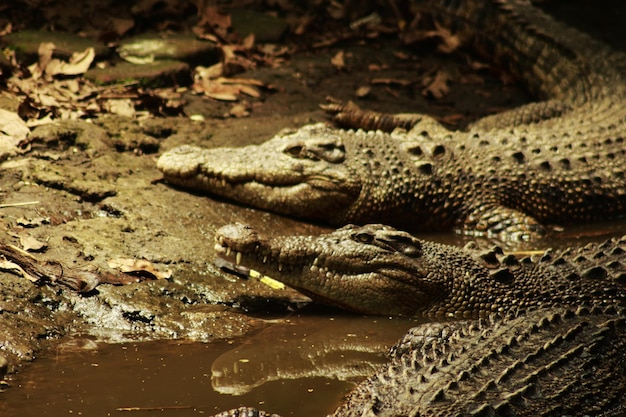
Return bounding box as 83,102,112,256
0,0,510,297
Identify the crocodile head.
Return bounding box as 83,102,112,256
157,124,362,224
214,223,470,317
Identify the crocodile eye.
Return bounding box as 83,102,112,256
353,232,375,244
312,142,345,163
375,234,422,257
285,145,304,157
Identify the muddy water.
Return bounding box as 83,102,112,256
0,312,418,417
3,219,626,417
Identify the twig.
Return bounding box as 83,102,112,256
0,201,40,208
117,405,194,412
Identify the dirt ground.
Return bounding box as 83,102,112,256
0,0,625,403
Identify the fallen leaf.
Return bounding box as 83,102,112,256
367,63,387,71
393,51,411,60
16,216,49,228
401,17,461,54
196,5,232,41
105,99,136,117
0,109,29,147
331,51,346,70
228,101,251,117
371,78,413,87
459,73,484,85
19,234,47,252
45,47,95,77
193,73,265,101
0,22,11,37
37,42,55,76
349,12,382,31
242,33,255,49
355,86,371,98
436,113,465,126
292,15,314,36
218,77,266,87
107,257,172,280
432,22,460,54
198,63,224,79
422,70,449,99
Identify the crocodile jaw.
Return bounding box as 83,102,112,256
214,223,441,316
157,132,361,223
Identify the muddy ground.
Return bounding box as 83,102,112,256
0,0,625,412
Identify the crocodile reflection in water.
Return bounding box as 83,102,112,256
210,314,415,395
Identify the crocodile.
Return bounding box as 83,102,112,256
213,223,626,416
157,0,626,241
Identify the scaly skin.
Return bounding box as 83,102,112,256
333,305,626,417
215,223,626,317
213,224,626,416
158,0,626,241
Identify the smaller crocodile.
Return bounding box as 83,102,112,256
213,224,626,416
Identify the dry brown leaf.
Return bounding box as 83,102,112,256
0,22,12,37
217,77,265,87
37,42,55,74
331,51,346,70
0,109,29,143
229,101,251,117
19,234,47,252
242,33,255,49
206,91,239,101
422,70,449,99
401,18,461,54
355,86,371,98
196,63,224,79
432,22,460,54
197,5,232,40
292,15,314,36
45,47,95,77
105,99,136,117
392,51,410,60
459,73,485,85
371,78,413,87
367,63,388,71
16,216,49,227
237,84,260,98
436,113,465,126
107,257,172,280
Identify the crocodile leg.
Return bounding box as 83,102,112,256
460,202,546,240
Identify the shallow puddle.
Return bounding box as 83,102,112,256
0,313,417,417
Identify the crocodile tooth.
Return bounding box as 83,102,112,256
278,263,283,272
262,255,268,264
226,247,231,257
221,178,226,187
236,251,242,265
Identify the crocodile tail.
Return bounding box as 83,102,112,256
418,0,621,104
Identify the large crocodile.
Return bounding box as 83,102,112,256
157,0,626,241
213,223,626,416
